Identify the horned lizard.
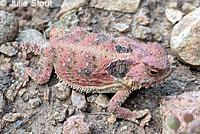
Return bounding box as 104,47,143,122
6,27,171,123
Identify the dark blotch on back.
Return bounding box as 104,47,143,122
115,45,133,53
106,60,131,78
80,68,92,77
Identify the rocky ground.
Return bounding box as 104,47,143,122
0,0,200,134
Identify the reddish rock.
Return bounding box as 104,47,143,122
161,91,200,134
62,115,92,134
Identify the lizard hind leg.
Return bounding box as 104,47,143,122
25,57,53,84
108,89,149,124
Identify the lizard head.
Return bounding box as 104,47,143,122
112,36,171,89
124,41,171,88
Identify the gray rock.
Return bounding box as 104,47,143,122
0,60,12,73
170,8,200,66
0,44,18,56
95,94,109,109
54,83,71,100
52,107,67,122
68,107,75,116
21,92,29,102
57,0,87,18
135,7,150,26
0,11,19,44
161,91,200,134
6,89,17,102
153,32,163,42
28,98,42,109
182,2,196,13
165,8,184,24
46,10,79,36
18,88,26,97
87,94,97,103
3,113,21,122
120,126,128,132
71,90,87,110
90,0,140,13
0,93,5,113
0,61,12,93
16,29,44,43
168,55,176,65
114,23,129,32
168,0,178,8
132,26,152,41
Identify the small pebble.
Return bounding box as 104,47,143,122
168,55,176,64
0,45,18,57
6,89,16,102
28,98,42,109
3,113,21,122
165,8,184,24
0,93,5,113
120,125,128,131
168,0,178,8
21,92,29,102
95,94,109,109
71,90,87,110
18,88,26,97
135,7,150,26
87,94,97,103
68,107,75,116
62,115,92,134
153,32,163,42
132,26,152,41
55,83,71,100
114,23,129,32
107,115,116,124
52,108,67,122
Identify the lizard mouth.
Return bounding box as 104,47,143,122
124,67,172,89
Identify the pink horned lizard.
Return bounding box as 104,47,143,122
6,27,171,123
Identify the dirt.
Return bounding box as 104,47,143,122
0,0,200,134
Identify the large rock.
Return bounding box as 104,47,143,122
161,91,200,134
170,8,200,66
16,29,44,43
57,0,87,18
0,11,19,44
90,0,140,13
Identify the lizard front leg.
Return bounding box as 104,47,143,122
108,89,149,123
4,42,53,89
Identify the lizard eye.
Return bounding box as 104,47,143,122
148,69,159,76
